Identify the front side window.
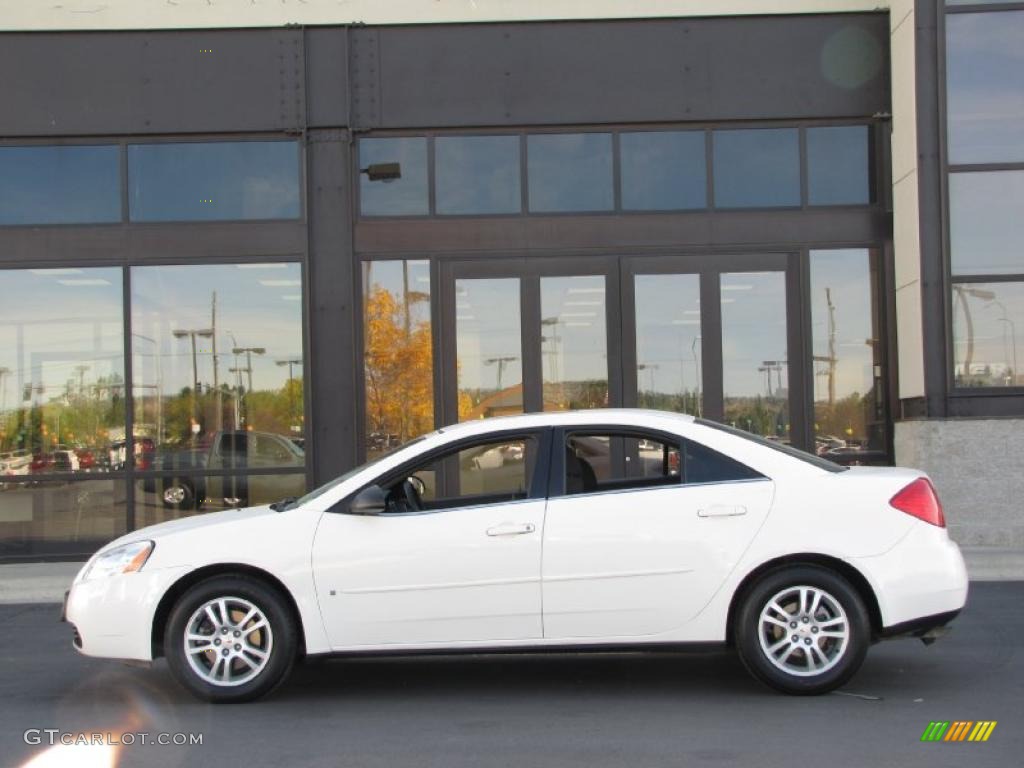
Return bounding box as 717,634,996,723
384,435,538,512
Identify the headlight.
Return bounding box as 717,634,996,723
81,540,154,582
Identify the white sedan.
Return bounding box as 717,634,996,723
64,410,968,702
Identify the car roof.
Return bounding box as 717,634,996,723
434,408,694,438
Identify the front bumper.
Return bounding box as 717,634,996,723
64,565,188,661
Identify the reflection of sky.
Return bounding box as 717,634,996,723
527,133,614,213
950,171,1024,275
541,276,607,384
436,136,521,215
131,264,303,394
722,272,787,397
713,129,799,208
809,250,874,401
363,260,432,327
807,126,869,205
635,274,702,394
0,269,123,412
621,131,706,211
359,137,428,216
128,141,301,221
0,145,120,225
946,11,1024,164
456,279,522,391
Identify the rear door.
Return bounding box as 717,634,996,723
541,427,774,639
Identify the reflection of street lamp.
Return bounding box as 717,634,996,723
173,327,213,430
132,332,163,444
0,366,9,414
985,300,1018,386
953,286,995,378
276,357,303,431
637,363,659,395
484,356,518,392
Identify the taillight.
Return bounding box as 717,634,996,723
889,477,945,527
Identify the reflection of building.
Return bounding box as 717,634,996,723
1,1,1023,560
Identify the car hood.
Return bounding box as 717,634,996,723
104,505,277,550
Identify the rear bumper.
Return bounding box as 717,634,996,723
848,522,969,631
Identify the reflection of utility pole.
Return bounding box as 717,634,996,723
760,360,785,398
691,336,702,417
811,287,838,404
0,366,9,414
986,300,1018,386
277,357,302,429
541,316,562,389
132,333,162,444
231,346,265,397
953,285,995,378
637,363,659,394
173,327,213,432
211,291,222,431
484,356,518,392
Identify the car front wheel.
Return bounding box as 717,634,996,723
164,575,297,702
735,566,869,695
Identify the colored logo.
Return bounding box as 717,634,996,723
921,721,997,742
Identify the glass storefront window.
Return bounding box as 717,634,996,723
0,268,124,475
0,145,121,226
713,128,800,209
128,141,301,221
358,137,429,216
952,282,1024,388
456,278,523,420
435,135,521,215
949,171,1024,275
540,276,609,411
0,479,126,558
362,260,434,459
620,131,706,211
809,250,887,464
527,133,614,213
807,126,870,206
134,472,305,528
634,274,703,415
946,10,1024,164
721,272,790,441
130,263,305,467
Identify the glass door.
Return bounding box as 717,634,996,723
440,257,620,425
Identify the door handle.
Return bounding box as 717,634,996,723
697,505,747,518
486,522,536,537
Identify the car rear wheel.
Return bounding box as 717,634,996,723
735,566,869,695
164,575,297,702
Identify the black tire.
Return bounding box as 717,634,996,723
734,565,870,695
161,478,196,510
164,575,297,703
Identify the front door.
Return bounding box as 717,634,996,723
439,257,622,424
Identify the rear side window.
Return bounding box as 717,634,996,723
681,440,764,484
695,418,847,473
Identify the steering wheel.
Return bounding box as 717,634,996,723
400,478,421,512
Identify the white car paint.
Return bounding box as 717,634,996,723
65,409,968,666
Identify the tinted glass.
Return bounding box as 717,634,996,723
435,136,521,215
952,282,1024,387
130,263,305,468
456,278,523,420
135,472,305,527
541,276,609,411
0,479,126,558
946,11,1024,164
634,274,703,415
0,268,124,476
565,433,681,494
682,440,762,484
620,131,706,211
713,128,800,208
527,134,613,213
721,271,790,441
358,137,428,216
810,250,888,464
0,145,120,225
949,171,1024,275
695,418,846,473
807,126,870,205
362,260,433,460
404,436,537,507
128,141,300,221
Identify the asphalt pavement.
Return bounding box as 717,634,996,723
2,582,1021,768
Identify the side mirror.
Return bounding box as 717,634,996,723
348,484,387,516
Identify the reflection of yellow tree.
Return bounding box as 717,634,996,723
364,287,433,442
814,392,870,441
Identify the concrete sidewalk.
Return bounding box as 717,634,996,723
1,548,1021,604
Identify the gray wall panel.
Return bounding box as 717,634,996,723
371,15,889,129
0,29,305,137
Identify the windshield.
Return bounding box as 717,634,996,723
694,419,847,473
290,434,431,507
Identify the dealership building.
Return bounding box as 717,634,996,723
0,0,1021,562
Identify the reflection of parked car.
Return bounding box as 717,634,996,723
1,450,32,489
30,449,79,473
109,437,155,471
823,446,888,467
148,431,305,510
